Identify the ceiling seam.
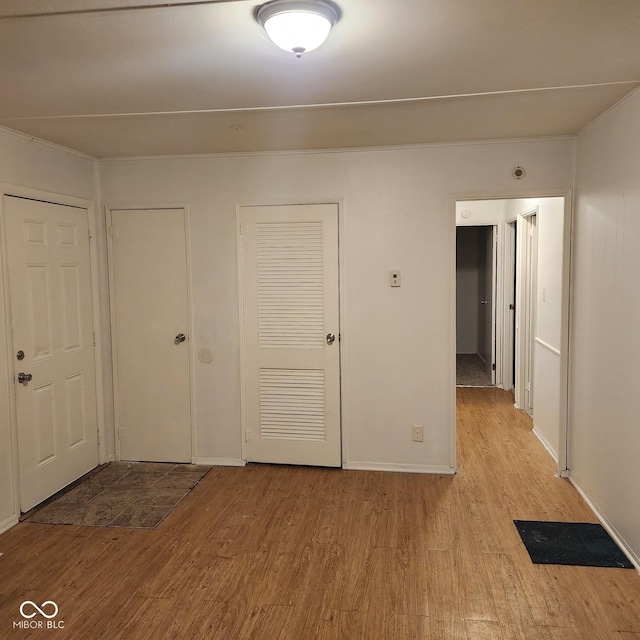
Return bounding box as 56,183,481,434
0,0,245,20
3,81,637,122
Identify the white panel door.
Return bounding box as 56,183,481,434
240,204,341,467
5,196,98,511
484,226,497,384
524,215,538,417
111,209,191,462
515,213,538,416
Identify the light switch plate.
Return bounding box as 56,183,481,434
390,270,401,287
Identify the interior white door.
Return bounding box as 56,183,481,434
516,213,538,417
5,196,98,511
504,220,517,392
239,204,341,467
484,226,497,384
111,208,191,462
524,215,538,417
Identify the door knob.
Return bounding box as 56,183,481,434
326,333,336,345
175,333,186,344
17,372,32,383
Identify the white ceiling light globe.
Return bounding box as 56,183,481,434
264,11,331,55
257,0,340,58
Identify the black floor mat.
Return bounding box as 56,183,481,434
514,520,634,569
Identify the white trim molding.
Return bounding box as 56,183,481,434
532,425,558,463
0,514,18,535
0,124,96,160
570,478,640,573
343,462,456,475
534,336,561,357
192,457,246,467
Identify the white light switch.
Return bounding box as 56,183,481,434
390,270,401,287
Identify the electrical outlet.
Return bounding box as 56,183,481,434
412,425,424,442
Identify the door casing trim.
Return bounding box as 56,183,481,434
105,205,195,462
451,189,573,478
236,199,345,465
0,184,105,516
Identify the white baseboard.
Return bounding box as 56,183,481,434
532,426,558,464
0,513,18,535
192,457,246,467
342,461,456,475
569,477,640,573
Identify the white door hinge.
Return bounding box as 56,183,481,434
245,429,254,442
118,429,125,440
240,222,247,235
93,331,97,347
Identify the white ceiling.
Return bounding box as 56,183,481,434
1,0,639,157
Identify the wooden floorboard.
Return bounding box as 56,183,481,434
1,387,640,638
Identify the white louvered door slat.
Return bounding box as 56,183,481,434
240,204,340,467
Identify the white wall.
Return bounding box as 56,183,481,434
571,89,640,565
533,198,564,460
456,199,508,226
456,227,481,354
0,127,97,532
535,200,565,349
100,139,573,472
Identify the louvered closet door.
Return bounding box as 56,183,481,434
240,204,340,467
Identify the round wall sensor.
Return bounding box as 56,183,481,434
460,210,472,219
198,348,214,364
512,166,526,180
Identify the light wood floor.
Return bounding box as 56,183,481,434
1,388,640,639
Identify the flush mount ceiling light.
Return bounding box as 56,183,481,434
256,0,340,58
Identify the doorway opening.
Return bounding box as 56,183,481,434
455,225,497,387
455,195,570,476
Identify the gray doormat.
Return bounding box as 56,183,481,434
514,520,634,569
21,461,211,529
